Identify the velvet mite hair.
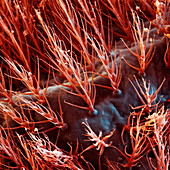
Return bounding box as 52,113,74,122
0,0,170,169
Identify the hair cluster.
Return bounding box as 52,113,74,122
0,0,170,169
